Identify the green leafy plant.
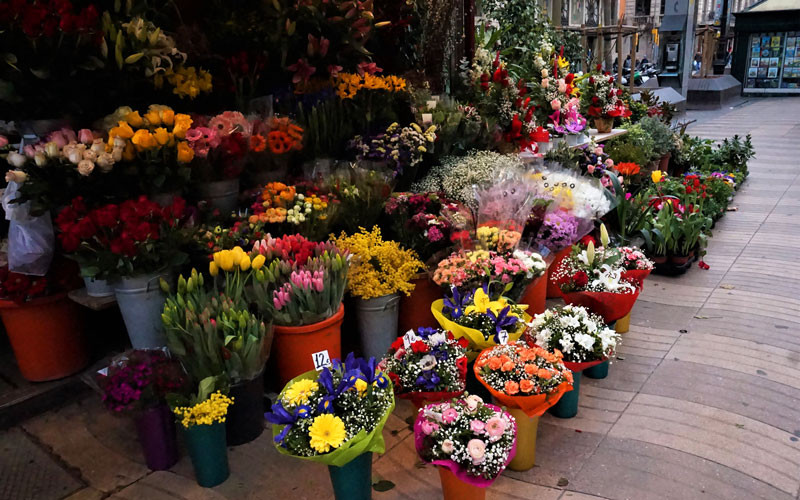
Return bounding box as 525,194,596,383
162,269,272,386
637,116,676,158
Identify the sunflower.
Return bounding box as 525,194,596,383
283,379,319,406
308,414,346,453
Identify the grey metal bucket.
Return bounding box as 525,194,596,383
355,293,401,360
114,273,169,349
196,178,240,214
83,276,116,298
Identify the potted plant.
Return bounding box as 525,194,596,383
248,235,349,385
163,268,273,446
383,192,461,331
97,350,189,471
173,389,234,487
0,265,87,381
638,116,676,171
529,305,619,418
474,341,573,471
414,396,516,500
332,226,424,361
579,70,630,133
56,195,188,349
379,327,469,410
266,354,395,500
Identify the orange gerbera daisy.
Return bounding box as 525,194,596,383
615,162,641,176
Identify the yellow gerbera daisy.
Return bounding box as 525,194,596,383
283,379,319,406
308,414,346,453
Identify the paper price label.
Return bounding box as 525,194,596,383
312,350,332,371
496,330,509,345
402,330,419,349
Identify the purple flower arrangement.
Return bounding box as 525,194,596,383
97,350,188,413
535,211,580,252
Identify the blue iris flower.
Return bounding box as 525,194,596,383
443,286,473,319
294,405,312,419
317,396,335,414
375,373,389,389
416,327,437,339
265,402,298,446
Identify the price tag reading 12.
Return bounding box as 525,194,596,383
312,350,332,371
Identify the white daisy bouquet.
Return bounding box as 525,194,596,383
530,305,619,364
265,353,395,466
414,395,516,485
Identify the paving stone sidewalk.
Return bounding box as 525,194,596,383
3,97,800,500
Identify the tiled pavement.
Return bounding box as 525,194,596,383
3,97,800,500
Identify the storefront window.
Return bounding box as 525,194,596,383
745,31,800,90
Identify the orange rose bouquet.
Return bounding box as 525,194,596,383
474,341,573,417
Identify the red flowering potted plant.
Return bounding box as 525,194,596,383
55,195,189,349
579,70,631,133
0,264,87,381
97,350,189,470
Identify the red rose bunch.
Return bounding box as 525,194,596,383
251,233,323,266
55,195,187,277
1,0,101,39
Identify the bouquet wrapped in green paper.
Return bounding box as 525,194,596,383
265,353,395,467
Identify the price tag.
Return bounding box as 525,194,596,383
496,330,509,345
402,330,419,349
312,350,332,371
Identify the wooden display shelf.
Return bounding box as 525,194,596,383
68,288,117,311
586,128,628,142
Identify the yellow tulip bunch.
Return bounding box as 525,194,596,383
106,105,194,164
209,246,266,305
154,66,213,99
174,392,233,428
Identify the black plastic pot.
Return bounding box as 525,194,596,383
226,369,266,446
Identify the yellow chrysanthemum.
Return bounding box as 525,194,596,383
308,414,346,453
283,379,319,406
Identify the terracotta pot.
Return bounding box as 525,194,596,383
651,255,668,264
519,274,547,315
398,273,442,334
670,254,693,265
272,303,344,386
593,117,614,133
0,293,89,381
438,466,487,500
546,247,572,298
659,152,672,172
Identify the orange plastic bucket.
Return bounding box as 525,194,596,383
398,273,442,335
438,467,487,500
272,303,344,386
520,274,547,316
0,293,88,382
546,247,572,298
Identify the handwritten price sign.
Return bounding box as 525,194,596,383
312,350,332,371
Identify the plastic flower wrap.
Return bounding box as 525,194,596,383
528,305,619,370
610,246,654,283
383,192,462,263
433,249,545,301
266,354,395,467
414,396,516,485
248,235,349,326
331,226,424,299
174,392,233,428
473,170,537,252
432,287,531,359
579,71,631,120
379,327,469,407
534,166,615,219
474,341,573,416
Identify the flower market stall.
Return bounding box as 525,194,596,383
0,0,755,497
